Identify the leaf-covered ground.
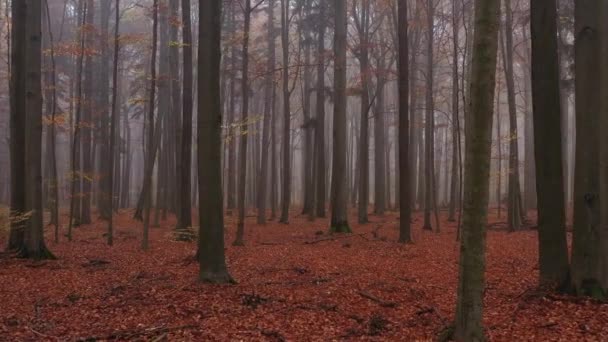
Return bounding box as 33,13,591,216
1,209,607,341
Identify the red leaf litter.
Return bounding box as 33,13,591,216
1,209,607,341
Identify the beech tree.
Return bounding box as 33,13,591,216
329,0,351,233
530,0,569,287
454,0,500,338
198,0,233,284
8,0,54,259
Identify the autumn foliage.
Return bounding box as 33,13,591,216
1,209,606,341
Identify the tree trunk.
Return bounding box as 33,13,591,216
107,0,121,246
9,0,55,259
80,0,95,225
422,0,434,231
398,0,411,243
257,0,276,225
530,0,570,288
448,0,460,222
142,0,159,251
454,0,500,339
329,0,351,233
177,0,194,232
501,0,523,231
571,0,604,297
233,0,253,246
198,0,233,284
314,2,327,218
279,0,292,224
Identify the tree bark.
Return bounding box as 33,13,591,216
398,0,411,243
233,0,253,246
454,0,500,339
198,0,233,284
530,0,570,288
329,0,351,233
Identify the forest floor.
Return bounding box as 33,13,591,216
1,208,607,341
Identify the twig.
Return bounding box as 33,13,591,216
28,327,58,341
304,233,368,245
76,324,197,341
357,291,397,308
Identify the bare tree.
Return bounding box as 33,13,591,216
454,0,500,338
330,0,352,233
198,0,234,284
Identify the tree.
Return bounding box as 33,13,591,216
571,0,602,297
453,0,500,339
501,0,524,231
353,0,372,224
330,0,352,234
233,0,255,246
198,0,234,284
67,0,88,241
142,0,159,251
422,0,435,231
314,1,327,218
530,0,570,287
397,0,411,244
177,0,194,233
107,0,121,246
279,0,292,224
8,0,54,259
257,0,276,225
597,0,608,297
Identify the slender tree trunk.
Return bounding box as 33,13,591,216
398,0,411,243
67,0,87,241
177,0,194,233
314,1,327,218
257,0,276,225
233,0,253,246
448,0,459,222
80,0,95,225
454,0,500,338
329,0,351,233
422,0,435,231
107,0,120,246
142,0,159,251
279,0,292,223
226,3,237,212
501,0,523,231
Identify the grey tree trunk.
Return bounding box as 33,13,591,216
398,0,411,243
448,0,460,222
198,0,233,284
571,0,604,297
107,0,120,246
454,0,500,339
177,0,193,232
257,0,276,225
9,0,55,259
422,0,435,231
330,0,351,233
314,2,327,218
501,0,524,231
279,0,292,224
142,0,158,251
530,0,570,288
233,0,253,246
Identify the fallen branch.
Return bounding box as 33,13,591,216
304,233,368,245
28,327,58,341
76,324,197,341
357,291,397,308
